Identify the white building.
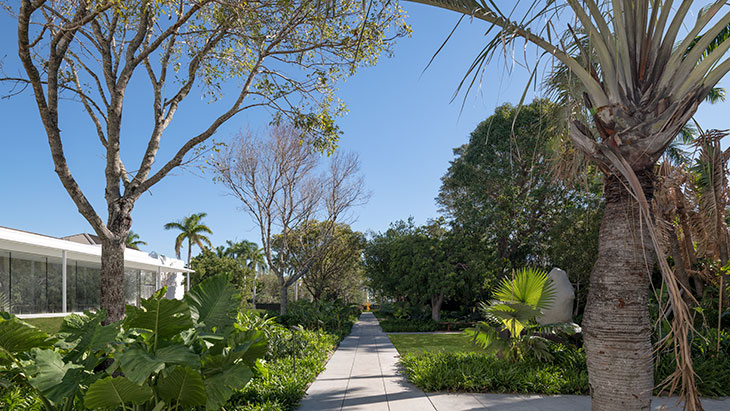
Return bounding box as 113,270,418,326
0,226,191,317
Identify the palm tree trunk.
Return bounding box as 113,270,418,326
187,238,192,292
583,171,655,411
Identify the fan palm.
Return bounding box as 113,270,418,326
125,231,147,251
163,212,213,267
466,268,574,362
405,1,730,409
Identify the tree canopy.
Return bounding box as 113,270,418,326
364,218,482,321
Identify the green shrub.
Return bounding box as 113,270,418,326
227,328,338,411
0,275,266,411
655,328,730,397
399,347,588,394
278,300,360,339
379,318,438,332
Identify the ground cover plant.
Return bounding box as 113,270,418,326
399,346,588,395
278,300,360,340
225,300,359,410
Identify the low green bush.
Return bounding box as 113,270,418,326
379,318,438,332
229,329,338,410
278,300,360,339
399,346,588,394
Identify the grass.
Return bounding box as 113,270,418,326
388,332,486,354
23,316,65,334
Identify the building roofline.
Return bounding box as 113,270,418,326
0,226,192,273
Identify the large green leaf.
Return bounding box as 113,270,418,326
184,275,239,334
124,289,193,349
157,366,207,408
84,376,153,409
58,311,120,365
155,344,200,368
203,362,253,410
0,316,54,355
116,344,201,385
27,349,83,404
226,330,268,367
116,347,165,385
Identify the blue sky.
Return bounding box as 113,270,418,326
1,3,728,260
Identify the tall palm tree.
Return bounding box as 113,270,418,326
125,231,147,251
164,212,213,290
405,1,730,409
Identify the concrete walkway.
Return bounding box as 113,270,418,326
298,312,730,410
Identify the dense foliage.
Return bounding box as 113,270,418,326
0,293,360,411
0,276,266,410
437,100,603,317
365,218,482,321
655,328,730,397
379,318,439,332
190,248,256,305
227,312,341,411
278,300,361,340
399,346,588,394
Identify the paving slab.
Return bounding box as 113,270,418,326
298,312,730,411
299,312,435,411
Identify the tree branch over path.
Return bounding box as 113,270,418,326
4,0,406,322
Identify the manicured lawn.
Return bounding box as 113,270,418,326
388,333,486,354
23,316,65,335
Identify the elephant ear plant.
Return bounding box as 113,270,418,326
466,268,580,362
0,275,266,410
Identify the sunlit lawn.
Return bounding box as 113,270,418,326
388,333,487,355
23,316,66,335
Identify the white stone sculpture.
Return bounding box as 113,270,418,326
537,268,575,325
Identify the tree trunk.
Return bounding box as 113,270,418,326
187,239,192,292
279,282,289,315
583,172,655,411
100,235,127,324
431,292,444,322
668,226,694,304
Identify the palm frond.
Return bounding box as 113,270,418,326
493,267,556,311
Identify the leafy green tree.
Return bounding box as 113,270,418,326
365,218,481,321
439,100,602,279
438,100,602,316
125,231,147,251
5,0,407,323
276,222,366,302
189,248,254,305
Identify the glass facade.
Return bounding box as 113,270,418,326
0,251,9,311
0,250,172,315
